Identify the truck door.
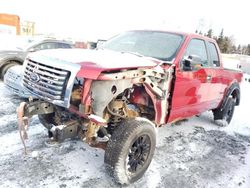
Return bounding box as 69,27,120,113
169,38,212,122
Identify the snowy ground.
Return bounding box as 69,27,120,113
0,77,250,188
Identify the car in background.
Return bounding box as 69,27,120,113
0,38,73,79
3,39,73,98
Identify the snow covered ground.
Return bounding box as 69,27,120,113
0,76,250,188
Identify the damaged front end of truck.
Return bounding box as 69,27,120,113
16,52,175,184
16,30,184,184
18,52,174,147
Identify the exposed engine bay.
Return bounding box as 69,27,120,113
17,65,174,151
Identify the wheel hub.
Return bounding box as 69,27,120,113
225,104,233,122
127,135,151,173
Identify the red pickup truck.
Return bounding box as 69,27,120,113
18,30,242,184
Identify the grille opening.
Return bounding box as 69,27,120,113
23,59,71,101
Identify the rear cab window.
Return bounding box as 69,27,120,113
208,42,220,67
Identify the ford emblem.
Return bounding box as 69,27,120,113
30,72,40,82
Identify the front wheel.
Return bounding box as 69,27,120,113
104,119,156,185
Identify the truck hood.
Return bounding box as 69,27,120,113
28,49,159,79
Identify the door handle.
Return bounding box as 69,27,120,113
206,75,212,82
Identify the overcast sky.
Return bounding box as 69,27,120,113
0,0,249,44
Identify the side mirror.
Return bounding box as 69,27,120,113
182,55,203,71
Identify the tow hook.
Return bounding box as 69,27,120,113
17,102,29,155
16,100,54,154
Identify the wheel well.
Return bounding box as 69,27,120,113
0,60,22,70
214,82,240,113
9,60,22,66
0,60,22,79
104,85,156,125
222,82,240,108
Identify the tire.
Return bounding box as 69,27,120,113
104,118,156,185
213,97,235,125
0,62,19,79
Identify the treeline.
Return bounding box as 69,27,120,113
195,29,250,55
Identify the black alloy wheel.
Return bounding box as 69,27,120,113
104,119,156,185
223,97,235,124
127,135,151,174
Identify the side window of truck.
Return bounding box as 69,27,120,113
181,39,209,71
208,42,220,67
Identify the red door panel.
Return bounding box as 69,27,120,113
168,68,212,122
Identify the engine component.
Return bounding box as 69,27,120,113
106,99,139,123
70,85,82,107
84,121,108,149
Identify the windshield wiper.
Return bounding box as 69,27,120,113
119,50,172,65
121,51,144,57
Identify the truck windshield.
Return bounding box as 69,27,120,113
102,31,184,61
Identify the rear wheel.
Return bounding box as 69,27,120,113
0,61,19,79
104,119,156,185
213,97,235,125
